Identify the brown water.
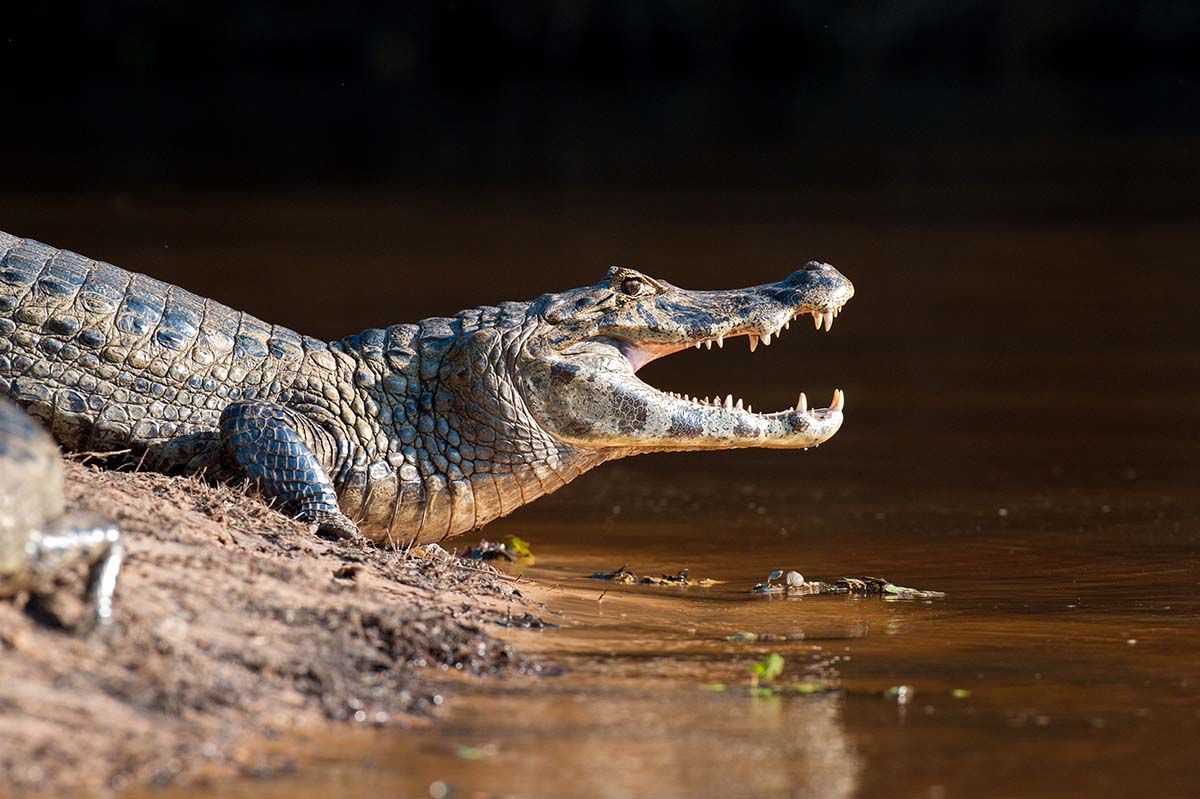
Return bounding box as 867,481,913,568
10,196,1199,798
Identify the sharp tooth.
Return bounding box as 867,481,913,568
797,392,808,413
749,335,759,353
735,398,744,410
705,340,713,350
762,333,772,346
823,311,834,331
724,394,733,409
695,341,702,349
716,335,724,348
830,389,844,412
747,404,753,413
784,320,790,331
812,312,822,330
683,394,689,401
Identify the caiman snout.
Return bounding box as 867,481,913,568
520,261,856,454
779,261,855,311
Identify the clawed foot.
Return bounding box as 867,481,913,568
305,511,362,541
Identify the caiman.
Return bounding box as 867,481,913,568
0,231,853,545
0,395,123,626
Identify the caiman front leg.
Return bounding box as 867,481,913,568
219,401,361,540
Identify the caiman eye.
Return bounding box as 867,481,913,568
622,277,650,296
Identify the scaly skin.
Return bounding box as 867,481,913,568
0,395,123,626
0,231,853,545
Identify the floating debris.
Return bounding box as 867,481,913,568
641,568,691,586
751,572,945,599
747,654,839,698
724,631,790,642
880,581,946,600
699,653,837,698
460,535,535,563
591,564,638,583
590,565,724,587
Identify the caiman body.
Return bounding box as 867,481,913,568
0,231,853,545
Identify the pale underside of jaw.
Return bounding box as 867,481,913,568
637,304,847,421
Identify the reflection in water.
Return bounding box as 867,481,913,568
403,681,861,799
45,199,1200,799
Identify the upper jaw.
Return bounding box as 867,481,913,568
631,301,848,365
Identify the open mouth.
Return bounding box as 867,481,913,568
615,302,848,423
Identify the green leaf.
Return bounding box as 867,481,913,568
760,653,785,682
454,745,486,760
700,683,727,692
504,536,533,558
791,683,832,695
726,632,758,642
882,582,946,600
749,653,785,689
951,688,972,699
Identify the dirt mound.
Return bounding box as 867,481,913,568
0,462,537,795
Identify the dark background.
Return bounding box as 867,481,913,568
1,2,1198,461
2,2,1198,221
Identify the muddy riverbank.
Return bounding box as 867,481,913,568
0,461,541,796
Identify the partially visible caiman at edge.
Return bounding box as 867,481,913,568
0,395,122,626
0,231,853,545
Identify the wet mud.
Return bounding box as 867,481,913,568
0,462,535,796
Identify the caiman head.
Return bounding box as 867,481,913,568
512,262,854,457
